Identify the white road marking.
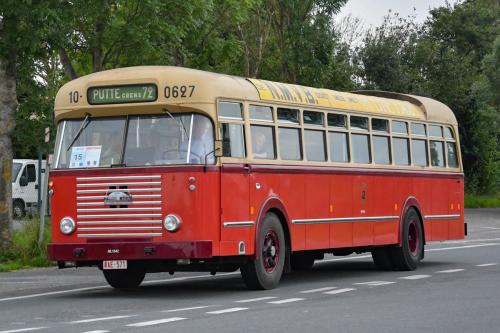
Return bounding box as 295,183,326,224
321,255,371,263
126,317,186,327
235,296,277,303
69,315,134,324
163,305,212,312
324,288,356,295
0,328,47,333
354,281,396,286
81,331,110,333
436,269,465,273
399,275,431,280
268,298,305,304
300,287,337,293
476,263,498,267
427,243,499,252
438,237,500,244
206,307,248,314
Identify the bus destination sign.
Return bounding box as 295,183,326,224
88,84,158,105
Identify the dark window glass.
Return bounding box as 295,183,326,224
218,102,242,119
430,140,445,167
393,138,410,165
249,105,273,121
26,164,36,182
411,123,426,136
412,139,428,166
304,130,326,161
392,121,408,134
251,125,276,159
352,134,371,163
221,123,245,158
350,116,368,130
277,108,299,123
372,118,389,132
444,127,454,139
279,128,301,160
447,142,458,168
12,163,22,182
327,114,347,128
373,136,391,164
303,111,324,125
329,132,349,162
429,125,443,138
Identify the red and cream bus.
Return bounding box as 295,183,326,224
48,66,465,290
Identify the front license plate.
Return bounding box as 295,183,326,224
103,260,127,270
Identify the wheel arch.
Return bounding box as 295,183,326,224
400,196,426,246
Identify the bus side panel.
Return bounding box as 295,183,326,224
448,178,465,239
412,177,432,241
352,176,373,246
50,175,78,243
431,178,450,241
305,174,329,250
372,175,398,245
330,174,353,248
279,173,306,251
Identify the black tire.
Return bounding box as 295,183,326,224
13,200,26,219
390,207,424,270
103,268,145,289
371,247,394,270
291,253,315,271
241,213,286,290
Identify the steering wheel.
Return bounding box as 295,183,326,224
161,149,203,161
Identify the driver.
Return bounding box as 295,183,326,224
189,117,214,164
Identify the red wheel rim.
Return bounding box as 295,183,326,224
262,230,280,273
408,220,419,256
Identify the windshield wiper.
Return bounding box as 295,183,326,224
164,110,189,140
66,113,91,152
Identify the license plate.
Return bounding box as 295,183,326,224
103,260,127,270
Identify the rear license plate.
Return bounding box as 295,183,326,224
103,260,127,270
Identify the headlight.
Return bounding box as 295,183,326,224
164,214,181,232
60,217,76,235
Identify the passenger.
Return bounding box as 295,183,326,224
252,131,269,159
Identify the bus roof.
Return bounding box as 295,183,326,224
54,66,457,125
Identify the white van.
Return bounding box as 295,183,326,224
11,159,46,218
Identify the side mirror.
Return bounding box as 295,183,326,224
19,176,28,187
214,140,223,158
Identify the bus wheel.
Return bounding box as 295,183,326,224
103,268,145,289
390,207,423,270
291,253,315,271
241,212,285,290
371,247,394,270
13,200,26,219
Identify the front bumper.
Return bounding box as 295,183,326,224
47,241,212,261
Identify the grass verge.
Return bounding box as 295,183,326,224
465,194,500,208
0,217,52,272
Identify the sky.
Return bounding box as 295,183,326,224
337,0,459,28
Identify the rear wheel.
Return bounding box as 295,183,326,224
103,268,145,289
390,207,424,270
241,213,286,290
291,253,315,271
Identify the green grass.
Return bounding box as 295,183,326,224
465,194,500,208
0,217,53,272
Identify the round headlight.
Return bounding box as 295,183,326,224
164,214,181,232
60,217,76,235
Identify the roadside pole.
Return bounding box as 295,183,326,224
38,127,50,247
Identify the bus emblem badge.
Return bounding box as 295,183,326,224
104,191,133,205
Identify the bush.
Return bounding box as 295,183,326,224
465,194,500,208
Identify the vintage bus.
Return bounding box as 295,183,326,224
47,66,465,290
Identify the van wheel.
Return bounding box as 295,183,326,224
103,268,145,289
13,200,26,219
241,213,285,290
390,207,424,270
291,253,315,271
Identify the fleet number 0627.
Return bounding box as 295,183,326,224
164,85,195,98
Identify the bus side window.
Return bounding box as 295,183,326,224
221,123,245,158
412,139,428,166
251,125,276,159
26,164,36,182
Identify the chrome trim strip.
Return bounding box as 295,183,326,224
77,201,161,206
55,120,66,167
77,194,162,200
292,215,400,224
78,226,163,231
186,114,194,163
78,213,162,219
77,207,161,212
424,214,461,220
77,181,161,187
77,220,162,225
77,188,161,194
223,221,255,228
76,175,161,181
77,233,162,238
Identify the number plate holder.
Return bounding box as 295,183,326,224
103,260,127,270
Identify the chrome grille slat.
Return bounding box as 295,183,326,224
77,188,161,194
77,220,162,225
78,213,162,219
77,194,161,200
77,233,162,238
77,181,161,187
78,226,162,231
77,207,161,212
77,175,161,181
77,201,161,206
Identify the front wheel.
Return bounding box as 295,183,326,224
241,213,286,290
390,207,424,270
103,268,145,289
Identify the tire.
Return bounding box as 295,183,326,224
371,247,394,270
103,268,145,289
291,253,315,271
390,207,424,270
241,213,286,290
13,200,26,219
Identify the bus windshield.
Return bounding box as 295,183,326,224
54,113,214,168
12,162,22,182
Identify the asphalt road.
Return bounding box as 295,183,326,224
1,209,499,333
